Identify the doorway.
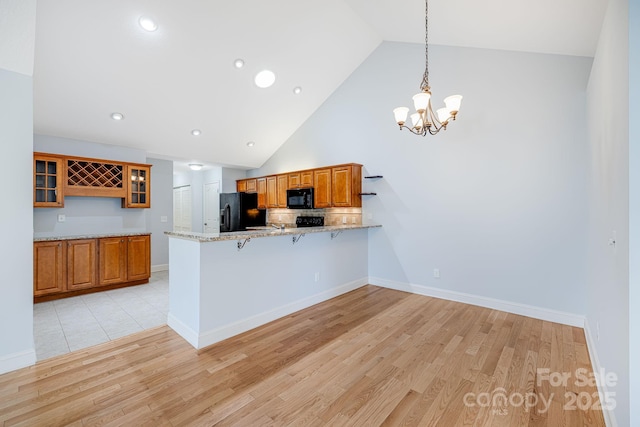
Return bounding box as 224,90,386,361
203,181,220,233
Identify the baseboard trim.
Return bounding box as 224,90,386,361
368,277,585,327
167,313,199,348
151,264,169,273
0,348,36,375
583,319,617,427
197,277,369,350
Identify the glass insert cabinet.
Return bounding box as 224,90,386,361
125,165,151,208
33,153,151,209
34,155,64,207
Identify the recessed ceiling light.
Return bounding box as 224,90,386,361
191,129,201,136
139,16,158,32
110,112,124,120
188,163,203,171
246,141,255,147
233,59,245,69
254,70,276,88
293,86,302,95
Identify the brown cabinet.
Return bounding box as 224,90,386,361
99,237,127,286
66,239,97,291
313,168,332,208
34,241,66,296
127,235,151,281
265,175,289,208
34,153,151,208
124,165,151,208
245,179,257,193
276,175,288,207
237,163,363,208
34,234,151,302
288,171,313,189
256,178,267,209
34,154,64,208
332,165,362,208
266,176,278,208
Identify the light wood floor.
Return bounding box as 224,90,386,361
0,286,605,426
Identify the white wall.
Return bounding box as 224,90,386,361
146,157,173,268
629,0,639,423
585,0,629,424
222,167,247,193
0,0,37,374
254,42,592,317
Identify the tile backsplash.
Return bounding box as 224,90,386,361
267,208,362,227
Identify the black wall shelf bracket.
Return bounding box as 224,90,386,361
364,175,383,179
359,192,377,196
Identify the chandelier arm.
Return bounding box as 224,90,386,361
399,124,427,136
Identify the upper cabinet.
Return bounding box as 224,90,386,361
256,177,267,209
313,168,332,208
236,163,362,209
331,164,362,208
124,165,151,208
34,154,64,207
33,153,151,208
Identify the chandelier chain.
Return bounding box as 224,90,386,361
421,0,430,92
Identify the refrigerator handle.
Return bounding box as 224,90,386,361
221,203,231,231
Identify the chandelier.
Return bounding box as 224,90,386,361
393,0,462,136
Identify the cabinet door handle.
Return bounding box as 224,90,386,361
58,243,61,247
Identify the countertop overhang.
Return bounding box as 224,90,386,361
165,224,380,242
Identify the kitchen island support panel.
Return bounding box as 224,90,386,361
167,228,370,349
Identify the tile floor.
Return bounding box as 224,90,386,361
33,271,169,361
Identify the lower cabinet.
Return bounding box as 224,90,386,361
99,237,127,286
34,241,65,296
127,235,151,281
34,234,151,301
67,239,98,291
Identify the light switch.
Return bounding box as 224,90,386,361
160,216,168,223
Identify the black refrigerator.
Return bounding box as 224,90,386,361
219,192,266,232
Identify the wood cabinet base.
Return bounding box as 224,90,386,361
34,278,149,303
33,234,151,303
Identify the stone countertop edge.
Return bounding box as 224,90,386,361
34,232,151,242
164,224,381,242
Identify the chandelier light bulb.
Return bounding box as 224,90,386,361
436,108,450,124
412,92,431,112
393,107,409,125
444,95,463,115
391,0,462,136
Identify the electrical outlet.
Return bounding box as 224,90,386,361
367,213,373,220
596,321,600,341
314,272,320,282
351,217,356,224
160,216,168,223
57,214,66,222
342,216,347,224
433,268,440,279
278,214,282,221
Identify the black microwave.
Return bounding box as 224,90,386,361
287,188,314,209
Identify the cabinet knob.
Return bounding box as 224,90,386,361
58,243,61,247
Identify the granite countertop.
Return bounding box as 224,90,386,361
165,224,381,242
34,232,151,242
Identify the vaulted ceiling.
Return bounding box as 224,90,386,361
32,0,607,170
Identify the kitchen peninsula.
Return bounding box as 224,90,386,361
165,224,379,349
